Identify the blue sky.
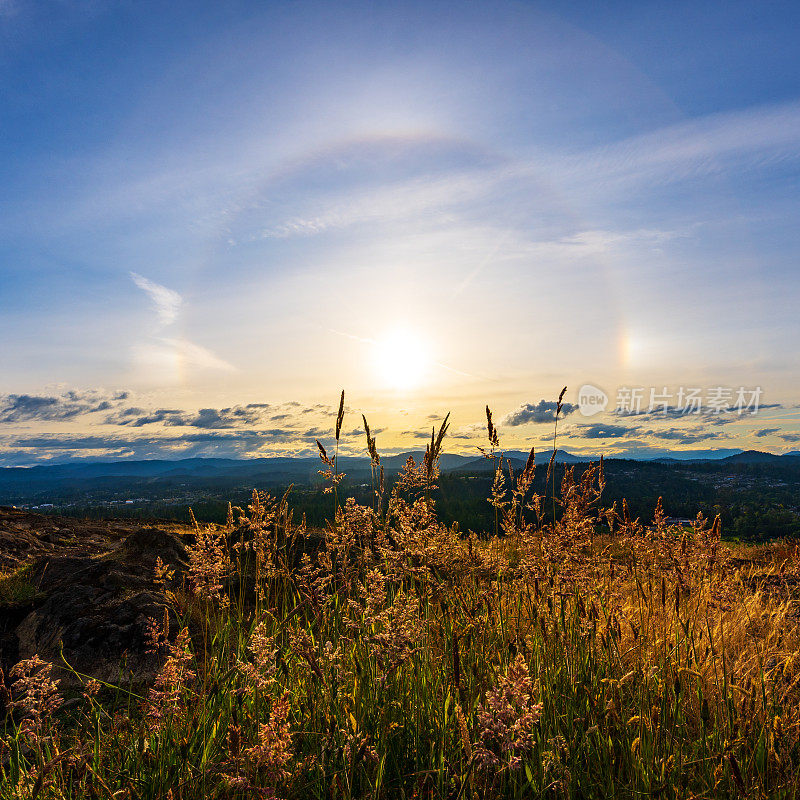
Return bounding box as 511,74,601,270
1,0,799,464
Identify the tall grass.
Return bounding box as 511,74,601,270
1,394,799,799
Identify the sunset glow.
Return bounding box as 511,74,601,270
0,1,798,463
3,7,800,796
373,329,431,392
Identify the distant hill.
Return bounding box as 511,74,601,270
0,452,477,502
719,450,784,464
376,452,475,471
629,449,744,462
0,449,582,485
451,449,588,475
502,449,590,465
6,447,800,507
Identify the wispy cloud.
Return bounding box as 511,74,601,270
131,339,236,374
257,169,494,241
162,339,235,372
557,100,800,192
130,272,182,326
129,273,235,374
254,101,800,250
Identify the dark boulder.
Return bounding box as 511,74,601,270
1,513,193,687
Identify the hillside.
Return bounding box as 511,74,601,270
6,450,800,541
1,468,799,798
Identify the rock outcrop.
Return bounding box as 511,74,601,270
1,507,191,686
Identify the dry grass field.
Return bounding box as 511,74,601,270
1,399,799,799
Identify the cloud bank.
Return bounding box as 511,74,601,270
503,400,578,426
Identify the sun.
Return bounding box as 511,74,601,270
373,328,431,391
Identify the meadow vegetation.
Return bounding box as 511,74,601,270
0,566,40,608
1,393,799,798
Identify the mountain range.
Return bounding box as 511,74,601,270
3,448,800,501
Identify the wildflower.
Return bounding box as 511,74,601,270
186,525,232,604
143,627,195,733
316,439,345,492
320,640,346,685
243,691,294,783
295,552,332,610
486,405,500,449
82,678,102,700
474,653,542,771
154,556,175,585
340,728,378,767
346,569,423,675
285,627,321,680
145,607,171,654
221,774,254,794
239,620,279,692
9,656,62,738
